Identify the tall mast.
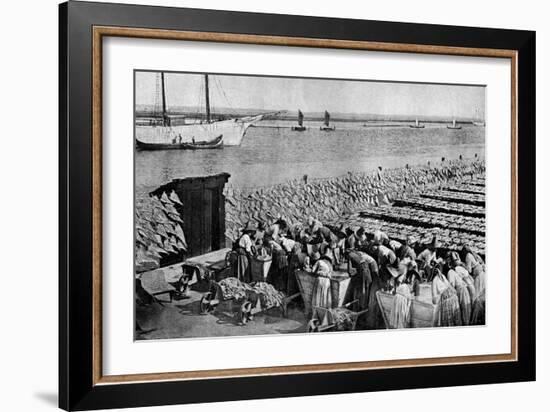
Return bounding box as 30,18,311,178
204,74,211,123
160,72,168,126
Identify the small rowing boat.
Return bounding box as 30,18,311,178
136,134,223,151
409,118,425,129
447,119,462,130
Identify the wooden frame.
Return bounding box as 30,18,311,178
60,1,535,410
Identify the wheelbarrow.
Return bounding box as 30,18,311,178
307,300,368,332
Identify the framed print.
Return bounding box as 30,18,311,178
59,1,536,410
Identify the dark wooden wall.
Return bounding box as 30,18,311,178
151,173,230,258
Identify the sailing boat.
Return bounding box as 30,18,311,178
409,118,425,129
472,108,485,126
135,72,266,149
291,110,307,131
447,119,462,130
320,110,335,131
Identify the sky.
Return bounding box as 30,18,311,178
135,71,485,119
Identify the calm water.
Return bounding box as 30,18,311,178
135,121,485,197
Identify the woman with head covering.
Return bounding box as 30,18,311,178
373,229,390,246
461,243,485,276
418,236,440,281
346,227,367,252
389,269,413,329
461,243,486,296
254,222,266,246
288,242,307,295
311,253,334,309
398,236,417,262
234,222,256,283
267,218,288,243
450,252,476,301
446,252,473,325
470,284,486,325
431,265,462,327
347,250,375,311
375,244,397,290
307,251,321,270
264,234,288,292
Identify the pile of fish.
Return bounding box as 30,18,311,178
225,160,485,242
329,307,356,331
339,213,486,254
135,190,187,272
358,206,486,236
442,184,485,195
217,278,286,309
393,196,485,217
252,282,286,309
468,178,486,186
218,277,249,301
419,190,485,206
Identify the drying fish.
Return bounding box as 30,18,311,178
169,190,183,205
160,192,171,204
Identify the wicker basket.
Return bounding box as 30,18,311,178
251,255,272,282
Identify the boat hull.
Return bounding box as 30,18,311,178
291,126,307,131
447,126,462,130
409,125,425,129
135,115,263,146
320,126,335,131
136,135,223,151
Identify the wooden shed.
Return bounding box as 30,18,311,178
151,173,230,259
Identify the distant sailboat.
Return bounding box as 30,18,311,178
320,110,335,131
410,118,425,129
135,72,267,148
472,108,485,126
447,119,462,130
291,110,307,131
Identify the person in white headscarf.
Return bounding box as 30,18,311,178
311,253,334,309
388,264,412,329
431,265,461,327
446,252,472,325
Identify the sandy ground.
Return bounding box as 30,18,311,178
136,289,308,340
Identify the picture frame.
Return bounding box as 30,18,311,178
59,1,536,410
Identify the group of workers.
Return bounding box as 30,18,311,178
231,216,486,329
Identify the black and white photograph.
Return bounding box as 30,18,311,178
134,71,487,339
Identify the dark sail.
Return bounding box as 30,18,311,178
324,110,330,126
298,110,304,126
204,74,211,123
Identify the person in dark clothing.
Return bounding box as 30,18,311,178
346,226,368,251
347,250,375,311
312,225,341,266
287,242,307,295
233,222,256,283
398,236,417,262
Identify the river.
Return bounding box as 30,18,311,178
135,120,484,197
